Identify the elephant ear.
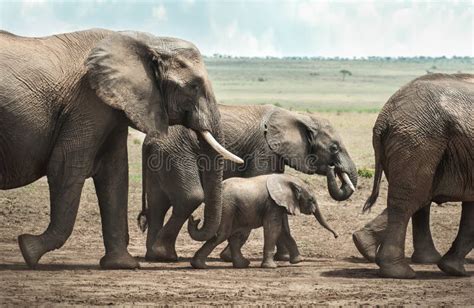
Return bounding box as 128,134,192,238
264,109,317,159
266,175,302,215
86,33,168,136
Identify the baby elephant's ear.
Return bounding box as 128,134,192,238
266,175,300,215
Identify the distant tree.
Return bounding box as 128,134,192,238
339,69,352,81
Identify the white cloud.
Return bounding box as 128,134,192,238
152,4,167,21
294,0,473,57
1,0,471,57
207,20,281,57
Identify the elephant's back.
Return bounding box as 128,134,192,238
0,29,112,76
223,175,269,222
377,74,473,139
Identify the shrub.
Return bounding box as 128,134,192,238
358,167,375,179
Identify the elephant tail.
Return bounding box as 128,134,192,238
137,143,149,233
363,118,386,213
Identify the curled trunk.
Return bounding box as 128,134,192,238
326,155,358,201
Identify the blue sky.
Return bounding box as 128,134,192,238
1,0,472,57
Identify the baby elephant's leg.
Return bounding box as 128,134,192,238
220,231,251,262
191,232,229,269
281,215,302,264
261,210,283,268
229,230,251,268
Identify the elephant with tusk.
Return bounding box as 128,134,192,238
139,104,357,262
0,29,241,269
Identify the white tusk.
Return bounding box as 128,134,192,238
341,172,356,192
200,131,244,164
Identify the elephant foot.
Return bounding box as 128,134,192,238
411,248,442,264
190,256,208,269
261,259,277,269
438,255,468,277
18,234,47,269
219,247,233,263
290,255,303,264
273,252,290,261
100,251,139,269
352,230,377,262
148,244,178,262
378,261,416,279
232,257,250,269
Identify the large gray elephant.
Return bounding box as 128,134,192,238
359,73,473,279
0,29,241,269
140,104,358,262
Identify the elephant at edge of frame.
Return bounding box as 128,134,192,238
0,29,243,269
357,73,473,279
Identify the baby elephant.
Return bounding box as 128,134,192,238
188,174,338,269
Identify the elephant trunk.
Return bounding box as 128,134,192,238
187,113,226,241
312,203,338,238
326,153,358,201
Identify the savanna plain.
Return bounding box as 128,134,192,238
1,57,473,305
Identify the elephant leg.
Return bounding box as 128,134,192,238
151,202,198,262
144,186,171,261
375,138,444,279
220,230,250,262
93,129,139,269
438,202,474,276
274,234,291,261
376,195,416,279
229,230,251,268
411,203,442,264
280,215,302,264
352,208,388,262
18,133,89,268
261,211,283,268
18,171,85,268
191,227,231,269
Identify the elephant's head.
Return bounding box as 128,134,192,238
86,31,241,163
264,109,357,201
87,31,242,241
266,175,338,238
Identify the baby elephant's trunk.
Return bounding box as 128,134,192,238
313,205,338,238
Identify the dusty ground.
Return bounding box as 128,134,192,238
0,116,472,306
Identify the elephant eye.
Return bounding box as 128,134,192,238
330,144,339,154
190,83,200,93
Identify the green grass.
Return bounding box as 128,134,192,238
205,57,473,112
358,167,375,179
